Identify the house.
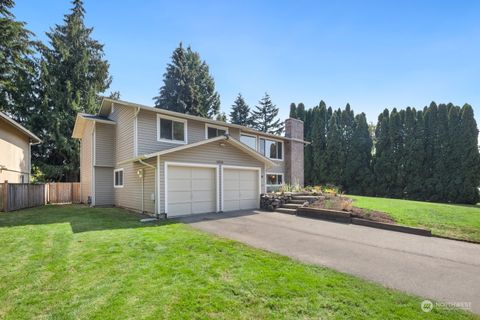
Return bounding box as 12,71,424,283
0,112,41,183
72,98,306,217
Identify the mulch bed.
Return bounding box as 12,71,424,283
309,195,396,224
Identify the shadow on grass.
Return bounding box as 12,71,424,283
0,204,176,233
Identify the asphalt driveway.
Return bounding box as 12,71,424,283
181,210,480,314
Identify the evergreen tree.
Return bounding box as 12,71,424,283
387,108,404,197
445,106,463,202
345,113,373,195
324,110,343,185
432,104,450,201
373,109,393,196
154,43,220,118
250,93,283,134
457,104,480,204
215,111,227,122
289,103,297,118
311,101,328,185
0,0,38,124
403,107,420,199
36,0,111,181
229,93,251,126
296,102,306,121
303,107,313,185
423,102,438,200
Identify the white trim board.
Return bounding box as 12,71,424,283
164,161,220,215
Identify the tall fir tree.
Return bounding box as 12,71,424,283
324,110,343,185
423,102,438,200
345,113,373,195
373,109,393,196
0,0,38,125
296,102,306,122
229,93,251,126
445,106,463,202
458,104,480,204
36,0,111,181
289,103,297,118
311,101,329,185
303,107,314,184
250,93,283,134
153,43,220,118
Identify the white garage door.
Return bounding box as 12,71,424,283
167,165,217,217
223,168,259,211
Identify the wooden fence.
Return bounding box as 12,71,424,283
0,181,81,212
46,182,81,204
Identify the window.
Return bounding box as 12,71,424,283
266,173,283,192
240,133,257,150
258,138,283,160
157,115,187,144
205,124,228,139
114,169,124,188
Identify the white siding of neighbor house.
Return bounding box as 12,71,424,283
0,117,32,183
109,103,135,163
158,140,268,213
80,121,94,204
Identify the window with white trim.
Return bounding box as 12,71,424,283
259,138,283,160
114,169,124,188
206,124,228,139
240,133,257,150
157,115,187,144
266,173,283,192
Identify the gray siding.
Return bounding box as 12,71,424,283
80,122,93,204
137,109,208,155
109,103,135,163
95,123,115,167
113,158,156,214
158,140,268,213
95,167,114,206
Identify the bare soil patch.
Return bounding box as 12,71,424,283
309,195,396,224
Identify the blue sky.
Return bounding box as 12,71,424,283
13,0,480,124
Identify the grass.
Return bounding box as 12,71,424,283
349,195,480,242
0,205,476,319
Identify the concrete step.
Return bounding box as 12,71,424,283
275,208,297,215
292,195,320,201
288,199,307,204
283,203,303,209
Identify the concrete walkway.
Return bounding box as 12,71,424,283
181,210,480,314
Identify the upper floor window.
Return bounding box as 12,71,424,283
259,138,283,160
205,124,228,139
157,115,187,144
114,169,124,188
240,133,257,150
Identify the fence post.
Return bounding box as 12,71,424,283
3,180,8,212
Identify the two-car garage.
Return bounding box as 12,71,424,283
165,163,260,217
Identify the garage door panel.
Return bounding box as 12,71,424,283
223,168,259,211
169,166,192,178
169,191,190,203
192,201,216,214
167,165,217,216
169,180,190,191
192,190,215,201
240,190,257,200
192,179,215,191
224,200,240,212
169,203,191,215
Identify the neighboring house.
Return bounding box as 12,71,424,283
0,112,41,183
72,98,306,217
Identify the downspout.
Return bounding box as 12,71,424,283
138,158,156,217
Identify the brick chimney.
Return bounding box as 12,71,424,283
284,118,304,186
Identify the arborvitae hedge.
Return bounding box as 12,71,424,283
291,101,480,204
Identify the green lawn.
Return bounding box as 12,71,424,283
350,195,480,242
0,205,475,319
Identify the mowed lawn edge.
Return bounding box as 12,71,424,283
0,205,476,319
349,195,480,242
